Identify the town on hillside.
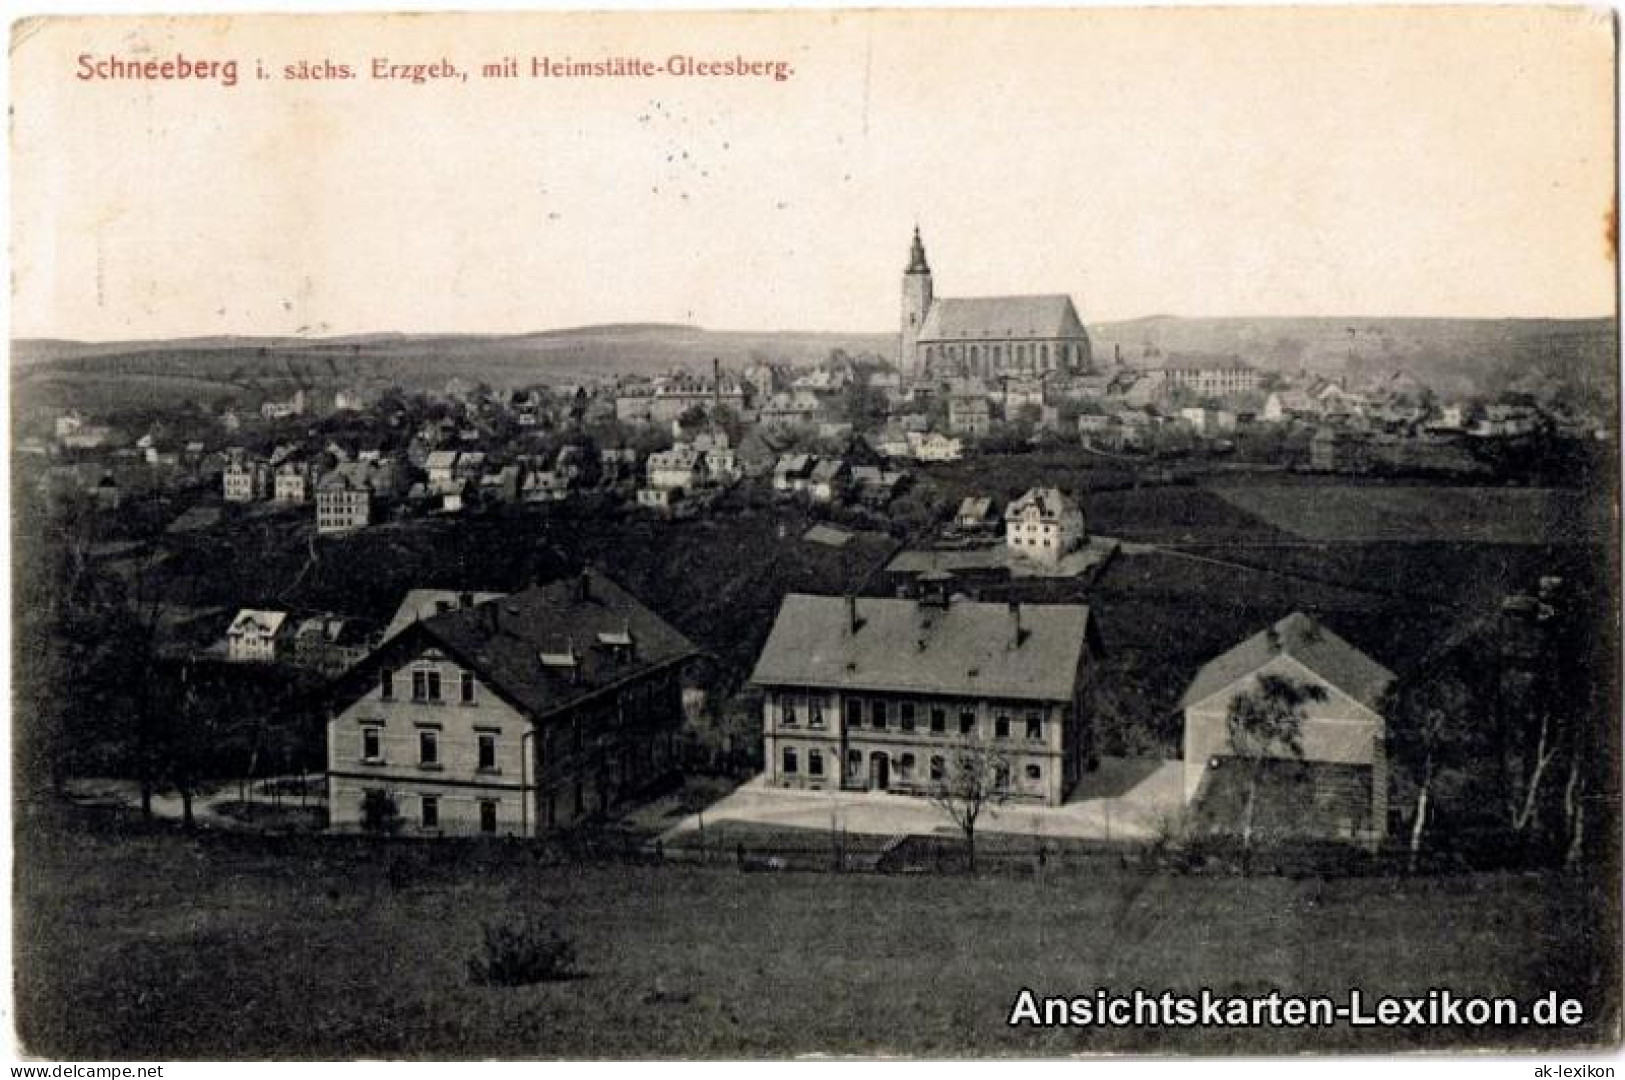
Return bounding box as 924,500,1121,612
12,228,1619,1058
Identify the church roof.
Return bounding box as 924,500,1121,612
918,295,1087,342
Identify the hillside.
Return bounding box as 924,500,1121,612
1092,315,1618,406
10,316,1616,414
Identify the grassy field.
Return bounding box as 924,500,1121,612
14,801,1617,1058
1212,485,1613,546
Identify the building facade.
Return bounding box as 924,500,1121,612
900,228,1093,380
1180,612,1393,846
222,451,270,502
1004,487,1086,565
326,572,699,836
750,592,1102,806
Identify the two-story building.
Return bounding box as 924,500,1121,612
1004,486,1086,565
226,608,291,662
273,458,318,503
222,450,271,503
325,571,700,836
750,590,1103,806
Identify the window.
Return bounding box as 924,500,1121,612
809,700,824,728
995,764,1011,790
419,729,439,767
421,795,439,829
930,708,946,734
930,755,945,781
809,750,824,777
477,732,497,772
412,668,442,702
959,710,976,735
900,702,916,731
479,800,498,835
379,668,394,700
845,699,862,728
782,696,798,725
847,748,862,778
1026,716,1043,740
1026,764,1042,781
783,747,799,775
899,753,915,779
995,716,1010,739
871,700,887,729
461,671,476,704
361,726,381,762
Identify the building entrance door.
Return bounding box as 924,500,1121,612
870,752,890,791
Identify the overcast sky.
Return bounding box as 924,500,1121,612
10,7,1616,340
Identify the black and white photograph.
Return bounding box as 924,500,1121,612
6,4,1621,1063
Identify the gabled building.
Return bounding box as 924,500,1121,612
326,572,699,836
947,395,993,437
1180,612,1394,846
901,228,1093,380
226,608,291,663
222,450,271,502
750,592,1103,805
1004,487,1086,565
273,458,318,503
316,461,385,534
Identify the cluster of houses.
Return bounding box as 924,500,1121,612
303,556,1393,848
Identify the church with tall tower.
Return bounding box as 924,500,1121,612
898,227,1094,381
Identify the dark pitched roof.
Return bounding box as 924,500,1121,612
750,594,1093,702
918,295,1088,342
1180,612,1394,711
364,572,698,721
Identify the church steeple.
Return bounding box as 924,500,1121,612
900,226,934,376
906,225,931,275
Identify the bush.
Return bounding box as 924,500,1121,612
468,915,578,986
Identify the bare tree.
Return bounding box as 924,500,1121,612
1224,674,1327,860
1387,673,1474,872
930,739,1011,873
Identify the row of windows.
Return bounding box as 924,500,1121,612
922,342,1084,367
780,697,1045,740
381,666,478,705
380,790,499,833
780,746,1042,785
361,725,499,771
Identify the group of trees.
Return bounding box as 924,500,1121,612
16,500,323,821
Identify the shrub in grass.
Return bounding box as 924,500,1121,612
468,915,578,986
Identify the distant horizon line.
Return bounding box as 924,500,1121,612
12,311,1620,348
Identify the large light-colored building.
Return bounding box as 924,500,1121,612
900,228,1093,380
316,461,387,534
1180,612,1393,846
222,450,270,502
750,591,1102,806
1004,487,1085,565
226,608,290,663
326,572,699,836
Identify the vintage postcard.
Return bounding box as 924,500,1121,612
7,5,1620,1063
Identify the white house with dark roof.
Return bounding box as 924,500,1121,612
1004,487,1086,565
1180,612,1395,845
750,591,1103,805
226,609,290,663
326,572,699,836
900,227,1093,380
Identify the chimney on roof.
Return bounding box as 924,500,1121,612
846,594,864,635
1009,600,1029,648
